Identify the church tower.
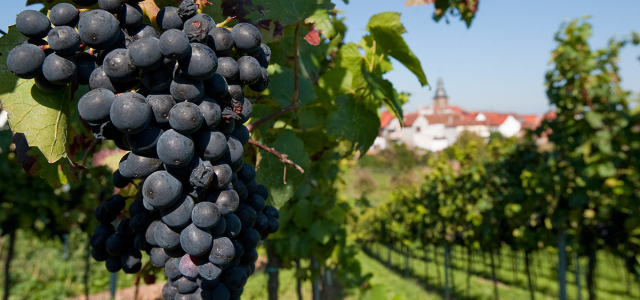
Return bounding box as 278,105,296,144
432,78,449,109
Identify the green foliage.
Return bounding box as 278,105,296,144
356,18,640,283
405,0,480,27
358,142,424,173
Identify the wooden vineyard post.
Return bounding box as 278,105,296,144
490,251,498,300
467,247,472,299
435,245,442,288
404,246,410,277
558,230,568,300
3,231,15,300
109,272,117,299
525,250,535,300
444,245,450,300
387,244,392,267
575,252,582,300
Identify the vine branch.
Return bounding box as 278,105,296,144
249,139,305,174
246,22,302,132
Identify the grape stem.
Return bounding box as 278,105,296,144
246,22,302,132
139,0,161,27
78,138,100,179
248,139,305,175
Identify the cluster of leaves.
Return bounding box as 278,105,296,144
357,18,640,281
405,0,479,27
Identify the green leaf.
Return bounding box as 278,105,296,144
366,12,406,33
585,111,604,128
247,0,334,27
268,64,316,109
306,9,336,39
256,130,310,208
362,66,403,123
367,26,427,86
310,220,332,244
12,133,68,187
597,161,616,178
0,26,71,163
326,94,380,154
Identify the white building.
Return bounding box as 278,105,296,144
369,79,535,153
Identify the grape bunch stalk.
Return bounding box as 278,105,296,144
7,0,279,299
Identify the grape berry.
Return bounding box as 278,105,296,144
8,1,278,299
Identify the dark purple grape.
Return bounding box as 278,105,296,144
161,194,195,228
203,73,229,100
143,65,173,92
157,6,184,31
50,3,79,27
208,27,235,56
103,49,137,83
118,3,143,31
206,189,239,215
143,171,183,209
208,236,235,266
179,254,200,278
160,29,191,60
74,52,98,85
157,129,195,169
169,102,204,134
150,247,171,267
7,44,45,79
178,43,218,81
192,202,221,229
78,88,116,125
184,14,216,43
237,56,261,85
78,10,121,49
231,23,262,53
129,37,163,71
43,53,77,85
199,98,222,128
110,92,153,134
47,25,81,55
127,122,163,154
16,10,51,39
171,74,205,103
193,129,227,162
154,221,182,250
146,93,176,124
98,0,124,13
180,223,213,256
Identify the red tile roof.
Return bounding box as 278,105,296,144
380,111,394,128
403,112,420,127
424,114,463,124
447,120,489,127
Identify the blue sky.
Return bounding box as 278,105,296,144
3,1,639,115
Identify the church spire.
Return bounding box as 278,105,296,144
433,78,449,109
435,78,447,98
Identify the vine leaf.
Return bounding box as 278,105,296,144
366,13,428,86
268,64,316,109
306,9,336,39
0,26,71,164
326,94,379,154
362,66,403,122
256,130,310,208
12,133,68,187
247,0,334,27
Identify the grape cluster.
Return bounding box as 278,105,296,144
7,0,279,299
